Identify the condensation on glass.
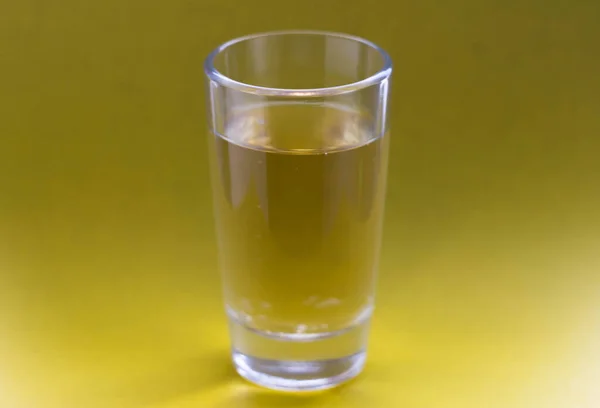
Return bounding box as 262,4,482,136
204,30,391,391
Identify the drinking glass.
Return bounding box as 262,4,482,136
204,30,392,391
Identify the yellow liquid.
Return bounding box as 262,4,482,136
209,103,389,335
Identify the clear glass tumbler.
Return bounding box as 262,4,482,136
204,30,392,391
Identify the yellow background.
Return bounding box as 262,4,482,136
1,1,599,407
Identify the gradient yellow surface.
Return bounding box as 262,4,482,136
1,1,599,407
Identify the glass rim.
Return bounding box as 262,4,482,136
204,30,392,97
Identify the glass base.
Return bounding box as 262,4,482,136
233,349,366,391
228,314,371,391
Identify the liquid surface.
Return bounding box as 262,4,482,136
209,103,389,335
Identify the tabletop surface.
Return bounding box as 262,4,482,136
1,1,599,407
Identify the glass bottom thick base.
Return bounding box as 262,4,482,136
227,312,371,391
233,349,366,391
